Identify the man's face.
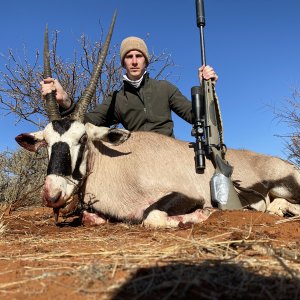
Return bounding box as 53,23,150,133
123,50,146,80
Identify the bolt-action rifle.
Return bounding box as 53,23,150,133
191,0,243,210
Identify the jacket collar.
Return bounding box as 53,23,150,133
122,72,150,94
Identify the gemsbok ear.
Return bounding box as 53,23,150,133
15,132,47,152
105,128,131,145
85,123,130,145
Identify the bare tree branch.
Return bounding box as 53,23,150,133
274,88,300,167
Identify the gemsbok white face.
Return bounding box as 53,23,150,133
16,117,130,221
17,120,88,206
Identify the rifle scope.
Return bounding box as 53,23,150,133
191,86,206,171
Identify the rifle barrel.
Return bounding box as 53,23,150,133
196,0,207,66
196,0,206,27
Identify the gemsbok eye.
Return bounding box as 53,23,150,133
79,133,88,145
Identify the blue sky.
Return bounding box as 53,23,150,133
0,0,299,159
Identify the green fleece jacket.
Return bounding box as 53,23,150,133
61,73,194,137
84,73,194,137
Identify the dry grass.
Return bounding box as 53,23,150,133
0,204,7,235
0,209,300,299
0,219,6,235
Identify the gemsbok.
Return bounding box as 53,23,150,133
15,12,300,227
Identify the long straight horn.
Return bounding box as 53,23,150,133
44,24,61,121
73,11,117,122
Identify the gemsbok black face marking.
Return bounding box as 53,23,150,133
52,119,74,135
47,142,72,176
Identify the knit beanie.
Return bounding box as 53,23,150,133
120,36,150,67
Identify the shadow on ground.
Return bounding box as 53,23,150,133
112,260,300,300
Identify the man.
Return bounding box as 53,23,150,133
41,36,218,137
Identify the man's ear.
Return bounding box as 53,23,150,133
15,131,47,152
85,123,130,145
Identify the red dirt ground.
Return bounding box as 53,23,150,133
0,207,299,300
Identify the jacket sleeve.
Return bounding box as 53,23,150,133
166,81,194,124
166,81,220,125
59,101,76,117
84,92,120,126
58,92,119,127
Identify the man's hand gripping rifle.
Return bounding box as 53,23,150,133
192,0,243,210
